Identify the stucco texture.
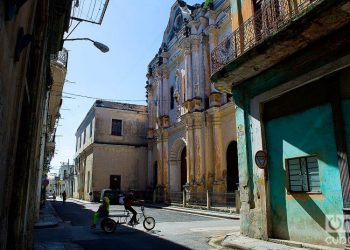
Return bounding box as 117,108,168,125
266,104,344,245
92,145,148,192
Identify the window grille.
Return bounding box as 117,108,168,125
287,156,320,193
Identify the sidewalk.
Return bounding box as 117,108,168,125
34,199,83,250
34,200,61,228
217,232,342,250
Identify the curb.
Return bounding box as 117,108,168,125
68,198,93,204
269,239,342,250
146,204,240,220
222,233,342,250
67,198,240,220
34,221,58,229
208,235,227,250
34,201,61,229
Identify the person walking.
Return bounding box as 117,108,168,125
62,190,67,204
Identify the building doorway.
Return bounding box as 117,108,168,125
109,175,121,190
226,141,239,192
180,147,187,190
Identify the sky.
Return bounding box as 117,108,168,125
50,0,202,172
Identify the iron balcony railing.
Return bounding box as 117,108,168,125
50,48,68,68
211,0,323,75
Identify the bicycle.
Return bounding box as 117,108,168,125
100,206,155,233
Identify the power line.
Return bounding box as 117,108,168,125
61,91,146,102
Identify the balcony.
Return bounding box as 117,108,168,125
210,0,350,91
50,48,68,68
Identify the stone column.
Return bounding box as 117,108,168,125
162,67,169,115
156,133,163,186
212,110,225,192
191,35,201,98
163,130,169,191
193,113,205,192
202,33,211,97
147,142,153,188
185,116,195,189
154,69,162,117
183,40,193,100
146,81,153,127
205,114,214,191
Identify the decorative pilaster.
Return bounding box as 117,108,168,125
147,143,153,188
193,113,205,192
182,39,193,100
191,35,201,97
202,33,211,97
156,133,163,186
162,66,169,115
163,130,169,191
212,109,225,192
185,116,195,189
146,82,156,128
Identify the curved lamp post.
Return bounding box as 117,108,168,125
64,38,109,53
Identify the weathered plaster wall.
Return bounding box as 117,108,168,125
266,104,344,245
95,107,147,145
92,145,148,192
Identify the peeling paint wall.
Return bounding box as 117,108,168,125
266,104,344,244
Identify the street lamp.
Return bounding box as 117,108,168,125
64,38,109,53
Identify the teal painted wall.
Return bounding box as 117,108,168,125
342,99,350,165
266,104,344,244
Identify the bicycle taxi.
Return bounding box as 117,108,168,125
99,205,155,233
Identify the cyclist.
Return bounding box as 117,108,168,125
91,196,110,229
124,191,141,226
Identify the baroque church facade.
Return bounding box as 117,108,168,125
146,0,238,195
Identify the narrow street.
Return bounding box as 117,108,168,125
34,199,240,250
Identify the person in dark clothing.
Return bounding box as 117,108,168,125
62,191,67,204
124,192,141,225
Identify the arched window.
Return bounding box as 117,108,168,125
170,86,174,110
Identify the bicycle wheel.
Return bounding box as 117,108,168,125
143,216,155,231
101,218,116,233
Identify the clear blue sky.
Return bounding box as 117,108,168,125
51,0,202,172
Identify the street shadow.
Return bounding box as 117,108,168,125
49,200,192,250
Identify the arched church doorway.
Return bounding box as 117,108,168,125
227,141,239,192
180,147,187,190
169,138,187,192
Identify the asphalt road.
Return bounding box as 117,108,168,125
35,199,240,250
